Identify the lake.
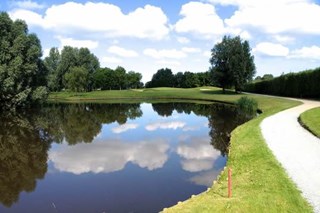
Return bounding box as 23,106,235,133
0,102,248,213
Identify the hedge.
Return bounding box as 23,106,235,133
245,67,320,99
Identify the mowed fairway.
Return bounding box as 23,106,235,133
49,87,312,212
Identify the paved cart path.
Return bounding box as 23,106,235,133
261,99,320,212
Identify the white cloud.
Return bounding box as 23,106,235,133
182,47,201,53
254,42,289,57
143,48,187,59
222,0,320,35
112,123,139,134
9,9,44,26
175,2,225,39
102,56,123,64
146,121,186,131
57,36,98,49
12,0,45,10
49,139,169,174
289,45,320,60
108,46,139,58
177,37,190,44
273,35,295,43
9,2,170,40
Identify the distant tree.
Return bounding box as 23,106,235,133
210,35,255,93
114,66,126,90
0,12,48,110
254,76,262,81
182,71,200,88
174,72,184,88
64,66,89,92
149,68,174,87
93,67,115,90
262,74,274,81
126,71,142,89
197,71,212,87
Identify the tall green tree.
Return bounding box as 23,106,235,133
78,47,100,91
46,46,100,91
210,35,255,93
0,12,48,109
44,47,60,91
64,66,89,92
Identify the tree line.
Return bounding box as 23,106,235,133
1,11,258,110
44,47,143,92
145,68,213,88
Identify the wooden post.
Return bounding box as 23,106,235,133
228,168,232,198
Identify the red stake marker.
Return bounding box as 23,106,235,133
228,168,232,198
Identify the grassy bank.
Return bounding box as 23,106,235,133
49,87,312,212
299,107,320,138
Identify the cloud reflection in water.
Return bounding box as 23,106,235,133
49,138,169,174
177,136,220,172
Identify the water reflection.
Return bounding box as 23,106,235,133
0,102,250,212
177,136,220,172
49,138,169,174
36,103,142,145
0,113,50,207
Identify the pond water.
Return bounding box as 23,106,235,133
0,102,248,213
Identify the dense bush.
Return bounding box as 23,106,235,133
236,96,258,116
245,68,320,99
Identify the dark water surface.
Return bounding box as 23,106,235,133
0,102,247,213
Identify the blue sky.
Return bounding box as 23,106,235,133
2,0,320,82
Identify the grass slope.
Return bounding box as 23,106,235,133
49,87,312,212
299,107,320,138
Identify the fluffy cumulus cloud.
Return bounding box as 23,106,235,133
49,139,169,174
107,46,139,58
9,2,170,40
143,48,187,59
174,1,225,39
56,36,98,50
254,42,289,57
209,0,320,35
289,46,320,60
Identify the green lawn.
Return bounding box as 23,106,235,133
49,87,312,213
299,107,320,138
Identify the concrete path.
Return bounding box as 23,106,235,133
261,99,320,212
